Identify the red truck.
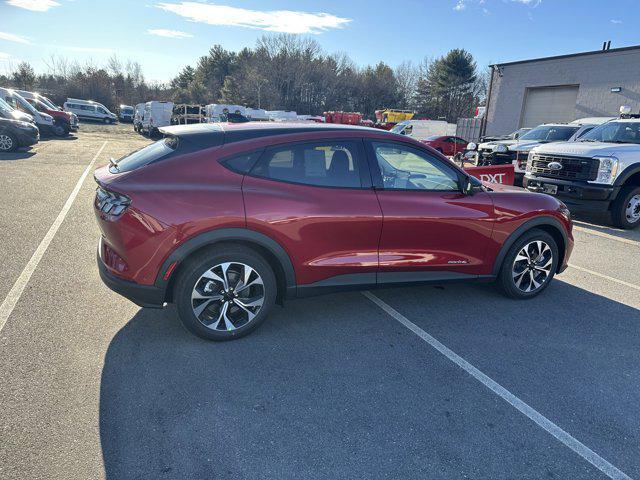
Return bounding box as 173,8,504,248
323,111,363,125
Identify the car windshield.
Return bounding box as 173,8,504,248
579,121,640,144
519,125,578,141
390,123,406,134
425,135,441,140
37,96,58,110
122,107,133,114
0,98,14,117
8,92,38,116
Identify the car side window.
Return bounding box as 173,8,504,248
251,141,362,188
221,151,262,174
372,142,460,191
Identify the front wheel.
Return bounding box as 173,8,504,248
0,132,18,152
174,245,277,341
498,229,559,299
52,121,69,137
611,185,640,229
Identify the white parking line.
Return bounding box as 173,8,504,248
0,141,107,335
573,224,639,247
569,264,640,291
362,290,633,480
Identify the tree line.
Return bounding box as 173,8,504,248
1,34,488,122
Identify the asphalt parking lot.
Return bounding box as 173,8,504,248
0,123,639,480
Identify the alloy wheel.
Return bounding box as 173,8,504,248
512,240,553,293
0,134,13,151
191,262,264,331
626,194,640,224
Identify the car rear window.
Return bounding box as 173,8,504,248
110,137,177,173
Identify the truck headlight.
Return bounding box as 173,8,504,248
592,156,619,184
526,152,537,172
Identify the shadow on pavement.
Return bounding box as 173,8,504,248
572,218,640,243
0,149,36,161
99,281,638,480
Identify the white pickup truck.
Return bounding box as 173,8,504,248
524,112,640,229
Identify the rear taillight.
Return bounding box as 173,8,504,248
95,187,131,217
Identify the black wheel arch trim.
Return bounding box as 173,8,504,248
154,227,297,297
614,165,640,187
491,216,568,276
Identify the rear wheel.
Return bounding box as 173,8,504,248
174,245,277,341
0,132,17,152
611,185,640,229
498,229,558,299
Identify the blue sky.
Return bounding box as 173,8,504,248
0,0,638,82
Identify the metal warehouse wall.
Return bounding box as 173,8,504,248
485,47,640,136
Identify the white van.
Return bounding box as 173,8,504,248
205,104,246,122
64,98,117,123
133,103,145,132
0,87,54,134
141,101,173,136
391,120,457,140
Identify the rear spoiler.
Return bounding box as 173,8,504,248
158,124,225,150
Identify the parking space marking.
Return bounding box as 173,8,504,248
0,141,107,336
573,224,639,247
363,291,633,480
568,264,640,291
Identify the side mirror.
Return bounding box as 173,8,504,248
463,175,483,195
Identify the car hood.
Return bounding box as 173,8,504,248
478,139,518,149
11,110,34,123
532,141,640,157
482,181,523,192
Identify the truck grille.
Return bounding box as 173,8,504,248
530,155,598,181
480,149,516,164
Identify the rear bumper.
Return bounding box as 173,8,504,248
524,175,618,213
97,249,165,308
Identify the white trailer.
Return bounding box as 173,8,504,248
266,110,297,122
205,104,246,122
391,120,457,140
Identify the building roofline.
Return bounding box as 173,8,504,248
490,44,640,68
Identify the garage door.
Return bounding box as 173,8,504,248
520,85,579,128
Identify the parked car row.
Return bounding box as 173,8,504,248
0,87,126,152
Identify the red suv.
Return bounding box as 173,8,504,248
94,123,573,340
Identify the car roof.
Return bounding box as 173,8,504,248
159,121,397,150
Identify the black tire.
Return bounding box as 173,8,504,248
611,185,640,229
52,121,68,137
174,245,277,341
0,131,18,152
498,229,559,299
436,147,444,154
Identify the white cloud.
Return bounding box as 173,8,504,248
147,29,193,39
0,32,31,44
5,0,61,12
156,1,352,34
610,19,623,24
41,44,114,53
455,0,539,11
0,52,11,61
